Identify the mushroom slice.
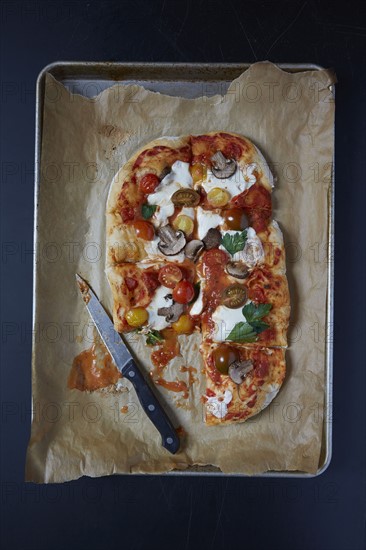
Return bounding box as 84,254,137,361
225,261,249,279
159,166,171,180
211,151,237,179
202,228,222,250
228,360,254,384
157,224,186,256
157,302,185,323
184,239,204,262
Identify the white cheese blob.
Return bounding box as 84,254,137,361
211,305,247,342
144,235,185,263
180,206,195,219
147,161,193,226
206,390,233,419
189,283,204,316
220,227,264,267
196,206,224,240
147,285,173,331
199,163,257,198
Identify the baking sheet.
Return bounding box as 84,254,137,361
26,62,335,482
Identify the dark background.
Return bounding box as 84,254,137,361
1,1,365,549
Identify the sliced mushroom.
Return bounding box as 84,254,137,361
202,228,221,250
157,224,186,256
228,360,254,384
225,261,250,279
211,151,237,179
158,302,185,323
159,166,171,180
184,239,204,262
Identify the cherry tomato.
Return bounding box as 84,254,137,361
203,248,229,267
207,188,230,207
158,265,183,289
223,208,249,230
172,314,194,334
172,280,195,304
125,307,148,327
133,220,155,241
212,345,240,374
139,173,160,194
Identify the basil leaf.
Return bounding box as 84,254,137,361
141,203,157,219
242,302,272,322
249,320,270,335
221,230,247,256
145,330,164,346
226,322,258,343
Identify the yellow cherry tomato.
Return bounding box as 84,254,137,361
172,214,194,236
172,314,194,334
207,187,230,207
190,163,206,184
125,307,149,327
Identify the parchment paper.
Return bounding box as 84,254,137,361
26,62,336,482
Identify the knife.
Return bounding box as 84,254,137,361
75,274,180,455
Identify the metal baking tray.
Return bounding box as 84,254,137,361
34,62,334,477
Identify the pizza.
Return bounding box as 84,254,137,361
106,132,290,425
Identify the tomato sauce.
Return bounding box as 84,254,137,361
151,329,180,376
68,344,121,392
155,378,189,399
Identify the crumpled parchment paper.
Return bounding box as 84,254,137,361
26,62,335,482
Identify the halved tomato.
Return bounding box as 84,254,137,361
158,265,183,289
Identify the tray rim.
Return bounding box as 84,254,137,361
33,61,334,479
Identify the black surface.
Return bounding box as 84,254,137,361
1,1,365,549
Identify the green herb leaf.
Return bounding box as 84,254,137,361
242,302,272,323
226,322,258,343
141,203,157,219
221,230,247,255
145,329,164,346
249,320,270,335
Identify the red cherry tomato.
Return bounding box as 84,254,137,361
203,248,229,267
139,173,160,194
172,280,195,304
158,265,183,289
133,220,155,241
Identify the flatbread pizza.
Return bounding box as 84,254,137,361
105,132,290,425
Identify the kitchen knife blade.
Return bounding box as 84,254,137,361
75,274,180,455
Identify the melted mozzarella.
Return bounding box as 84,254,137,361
206,390,233,419
189,283,204,316
147,161,193,226
211,305,247,342
196,207,224,240
220,227,264,266
180,206,195,219
144,236,185,263
147,285,173,331
199,163,257,198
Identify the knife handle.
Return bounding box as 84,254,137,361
123,359,180,455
